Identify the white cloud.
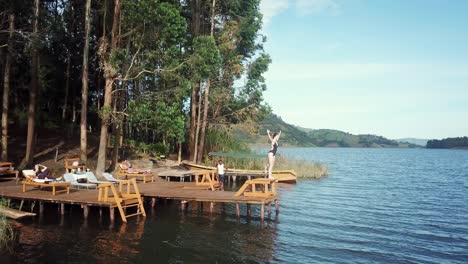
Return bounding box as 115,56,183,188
260,0,289,26
260,0,341,26
295,0,341,16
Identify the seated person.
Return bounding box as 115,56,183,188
119,160,151,174
34,164,55,180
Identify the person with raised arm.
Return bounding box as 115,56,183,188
267,129,281,179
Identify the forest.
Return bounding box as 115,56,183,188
0,0,270,174
426,137,468,149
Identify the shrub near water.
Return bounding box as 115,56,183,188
275,155,329,179
0,200,15,252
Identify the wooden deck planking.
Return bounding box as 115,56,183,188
0,181,278,206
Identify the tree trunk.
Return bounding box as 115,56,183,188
62,54,70,120
187,0,202,160
20,0,40,168
1,14,14,161
188,81,198,160
96,0,120,176
197,79,211,163
196,0,216,163
193,81,202,162
80,0,91,163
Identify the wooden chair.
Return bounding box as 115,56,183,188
182,170,221,191
235,178,276,198
0,162,19,180
98,178,146,223
64,158,86,173
116,163,155,183
21,169,70,195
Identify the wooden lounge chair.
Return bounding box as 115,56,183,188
116,163,155,184
64,158,86,173
63,173,97,189
0,162,19,180
21,170,70,196
98,178,146,223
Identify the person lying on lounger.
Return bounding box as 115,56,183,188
119,160,151,174
34,164,55,179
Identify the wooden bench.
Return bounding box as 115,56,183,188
0,162,19,180
116,164,155,184
235,178,277,198
22,181,71,196
181,170,221,191
98,178,146,222
64,158,86,173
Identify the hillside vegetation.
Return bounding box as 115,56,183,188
426,137,468,149
239,114,420,148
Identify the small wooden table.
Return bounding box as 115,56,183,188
22,181,71,196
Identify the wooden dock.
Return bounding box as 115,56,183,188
0,180,279,222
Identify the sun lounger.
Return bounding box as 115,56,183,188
63,173,97,189
85,172,111,184
102,172,125,183
0,162,19,180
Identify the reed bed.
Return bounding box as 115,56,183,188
205,153,329,179
275,155,329,179
0,199,15,252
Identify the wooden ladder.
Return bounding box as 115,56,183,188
235,178,276,198
98,178,146,222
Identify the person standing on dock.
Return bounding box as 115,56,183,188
217,160,226,190
267,129,281,179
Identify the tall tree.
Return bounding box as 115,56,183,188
197,0,216,163
1,14,14,160
80,0,92,163
96,0,120,175
20,0,40,168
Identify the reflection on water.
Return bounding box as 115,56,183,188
2,148,468,263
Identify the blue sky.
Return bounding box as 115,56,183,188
259,0,468,139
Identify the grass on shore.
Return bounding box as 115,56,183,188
275,155,329,179
0,199,15,252
205,154,329,179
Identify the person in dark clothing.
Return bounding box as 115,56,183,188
267,129,281,179
34,164,54,179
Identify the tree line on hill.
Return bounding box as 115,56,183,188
426,137,468,149
0,0,270,173
238,113,421,148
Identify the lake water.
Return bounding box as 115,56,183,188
1,148,468,263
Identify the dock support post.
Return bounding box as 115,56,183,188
61,204,65,215
110,207,115,222
268,202,272,216
209,202,214,213
39,202,44,214
151,198,156,208
246,204,251,217
83,205,89,219
260,203,265,221
236,204,240,218
275,200,279,215
233,176,237,183
19,200,24,211
99,207,103,217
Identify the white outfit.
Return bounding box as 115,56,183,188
217,163,225,175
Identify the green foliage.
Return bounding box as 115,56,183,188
237,113,415,148
191,36,221,80
427,137,468,149
0,199,15,252
150,143,168,157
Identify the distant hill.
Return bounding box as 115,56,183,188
426,137,468,149
396,138,428,147
239,113,420,148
